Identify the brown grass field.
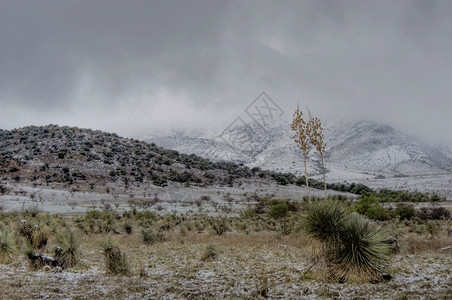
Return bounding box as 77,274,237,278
0,209,451,300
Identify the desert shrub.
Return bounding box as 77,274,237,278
141,229,165,245
430,206,450,220
268,202,289,219
241,208,256,219
152,176,167,187
200,244,219,262
355,195,391,221
100,239,131,275
425,221,440,238
395,204,415,220
275,175,289,185
328,213,391,282
301,198,351,244
54,230,81,269
301,199,391,283
83,210,119,234
416,206,450,220
208,217,228,235
0,230,14,264
18,220,50,249
369,189,445,203
123,222,133,234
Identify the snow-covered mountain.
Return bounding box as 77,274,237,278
144,119,452,177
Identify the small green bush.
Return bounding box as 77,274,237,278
268,203,289,219
355,195,391,221
395,204,415,220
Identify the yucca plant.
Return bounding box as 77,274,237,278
300,199,391,283
301,198,351,244
55,230,81,269
100,239,131,275
0,230,14,264
291,105,311,200
327,213,391,282
18,220,49,249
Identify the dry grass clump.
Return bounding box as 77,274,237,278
141,229,165,245
200,244,219,261
18,219,50,249
208,217,228,235
403,233,452,254
100,239,131,275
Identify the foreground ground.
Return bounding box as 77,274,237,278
0,216,451,300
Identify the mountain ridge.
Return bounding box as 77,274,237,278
144,119,452,178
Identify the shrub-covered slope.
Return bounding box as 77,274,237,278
0,125,259,190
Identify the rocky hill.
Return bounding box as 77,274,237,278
0,125,266,193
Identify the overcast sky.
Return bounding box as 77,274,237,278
1,0,452,144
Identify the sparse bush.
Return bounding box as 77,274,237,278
141,229,165,245
425,221,440,239
100,239,130,275
200,244,219,262
417,206,450,220
209,217,228,235
268,202,288,219
395,204,415,220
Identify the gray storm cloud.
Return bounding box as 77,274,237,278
1,0,452,143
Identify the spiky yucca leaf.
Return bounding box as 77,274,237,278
327,213,391,282
0,230,14,264
100,239,130,275
301,198,351,244
55,230,81,269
